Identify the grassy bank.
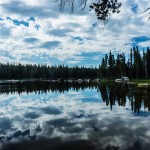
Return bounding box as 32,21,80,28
100,78,114,83
130,79,150,84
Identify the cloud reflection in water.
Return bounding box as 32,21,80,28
0,83,150,150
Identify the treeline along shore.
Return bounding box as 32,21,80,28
99,46,150,79
0,63,99,80
0,46,150,80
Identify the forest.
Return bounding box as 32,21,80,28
0,63,98,79
0,46,150,80
99,46,150,79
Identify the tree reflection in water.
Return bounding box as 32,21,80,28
0,81,150,150
0,81,150,113
98,83,150,113
0,81,97,95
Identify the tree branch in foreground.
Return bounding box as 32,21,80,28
56,0,121,23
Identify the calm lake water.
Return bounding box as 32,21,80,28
0,81,150,150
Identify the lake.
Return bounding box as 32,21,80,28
0,81,150,150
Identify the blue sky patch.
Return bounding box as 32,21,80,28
0,18,4,21
28,17,35,22
13,20,29,27
6,17,38,27
131,4,138,13
131,36,150,46
6,17,29,27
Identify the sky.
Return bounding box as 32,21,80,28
0,0,150,67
